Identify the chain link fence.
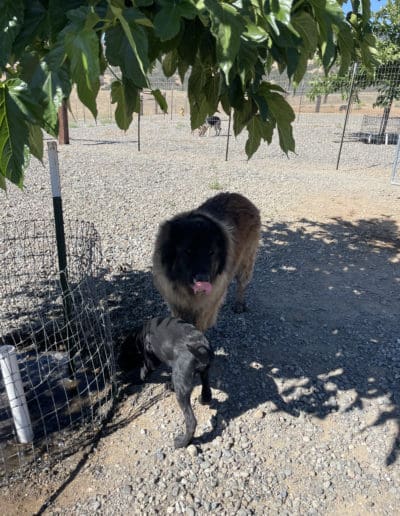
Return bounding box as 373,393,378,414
0,220,115,484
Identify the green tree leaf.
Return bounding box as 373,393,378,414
205,0,245,80
6,78,43,125
105,22,149,88
151,89,168,113
292,11,319,84
27,123,43,162
111,79,139,131
0,83,29,189
154,4,182,41
245,116,262,159
109,4,150,87
64,10,100,118
12,1,48,57
271,0,292,26
233,98,254,136
0,0,24,69
263,87,295,154
154,1,198,41
25,58,71,137
162,50,179,77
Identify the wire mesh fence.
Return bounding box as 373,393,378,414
70,63,400,124
66,62,400,173
392,139,400,185
0,220,115,485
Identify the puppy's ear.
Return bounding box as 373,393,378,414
187,340,213,365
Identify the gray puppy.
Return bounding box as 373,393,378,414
118,317,214,448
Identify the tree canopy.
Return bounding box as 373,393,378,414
0,0,377,191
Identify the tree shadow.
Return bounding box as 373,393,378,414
1,215,399,475
70,138,138,145
99,216,399,467
196,216,400,465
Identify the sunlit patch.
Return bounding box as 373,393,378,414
317,368,344,380
332,329,339,335
249,361,263,370
328,285,334,290
352,289,363,295
280,265,297,272
389,254,400,264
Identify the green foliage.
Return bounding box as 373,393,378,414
0,0,378,190
111,78,139,130
307,0,400,123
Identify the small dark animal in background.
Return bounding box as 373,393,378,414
198,115,222,136
118,317,214,448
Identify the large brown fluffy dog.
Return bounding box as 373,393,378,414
152,192,261,331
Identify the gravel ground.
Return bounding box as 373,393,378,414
1,115,400,515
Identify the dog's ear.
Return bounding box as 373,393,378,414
159,221,176,267
187,338,213,365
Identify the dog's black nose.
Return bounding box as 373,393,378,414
193,273,210,283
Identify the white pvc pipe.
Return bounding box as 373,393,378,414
47,140,62,197
0,345,34,443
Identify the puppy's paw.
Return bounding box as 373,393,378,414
199,389,212,405
233,301,247,314
174,434,191,449
164,381,175,392
140,366,148,381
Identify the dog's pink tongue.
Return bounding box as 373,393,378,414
192,281,212,295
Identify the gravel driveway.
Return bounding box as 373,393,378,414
1,115,399,515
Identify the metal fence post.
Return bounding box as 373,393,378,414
47,141,75,373
225,113,232,161
336,62,358,170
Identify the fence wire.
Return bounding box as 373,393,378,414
392,138,400,185
0,220,115,485
67,62,400,174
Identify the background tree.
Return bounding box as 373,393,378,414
0,0,377,191
371,0,400,134
307,0,400,136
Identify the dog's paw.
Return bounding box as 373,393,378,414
164,381,174,392
233,301,247,314
199,389,212,405
140,366,148,381
174,434,191,449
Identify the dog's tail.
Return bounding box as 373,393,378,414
186,336,213,366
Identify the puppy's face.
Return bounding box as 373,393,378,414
117,328,144,372
160,215,227,294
